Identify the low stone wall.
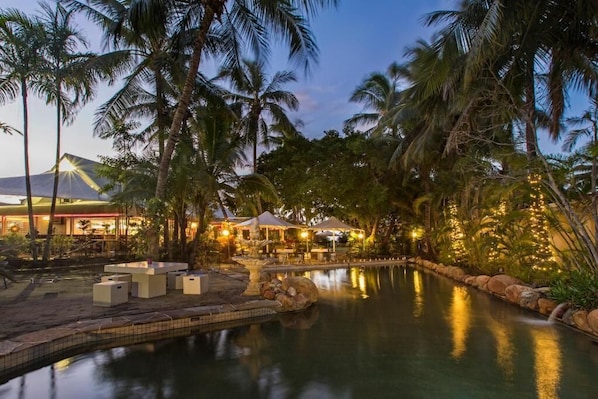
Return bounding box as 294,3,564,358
0,302,279,382
412,257,598,338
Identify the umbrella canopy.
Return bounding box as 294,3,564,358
234,211,299,251
309,216,356,232
234,211,297,229
309,216,358,252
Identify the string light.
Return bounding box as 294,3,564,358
448,202,467,262
527,174,556,270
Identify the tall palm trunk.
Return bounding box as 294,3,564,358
21,79,38,262
149,1,224,258
524,63,538,161
43,77,62,263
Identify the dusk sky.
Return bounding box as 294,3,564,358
0,0,588,178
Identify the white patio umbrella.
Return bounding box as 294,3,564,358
233,211,300,251
308,216,358,252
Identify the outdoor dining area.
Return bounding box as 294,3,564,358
227,211,364,264
93,260,207,306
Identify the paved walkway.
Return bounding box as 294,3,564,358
0,265,251,341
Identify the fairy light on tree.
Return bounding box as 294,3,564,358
488,200,507,261
527,174,555,271
447,202,467,262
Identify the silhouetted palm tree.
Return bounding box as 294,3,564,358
0,9,45,261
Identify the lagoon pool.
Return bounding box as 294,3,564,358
1,265,597,398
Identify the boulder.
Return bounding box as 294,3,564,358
519,290,540,310
537,298,558,316
281,276,319,303
464,276,476,286
487,275,522,296
474,275,491,290
446,266,466,280
562,308,576,325
505,284,530,304
262,288,276,300
572,310,594,333
587,309,598,334
293,293,310,310
275,292,295,312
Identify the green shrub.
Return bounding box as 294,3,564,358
51,235,73,257
549,270,598,310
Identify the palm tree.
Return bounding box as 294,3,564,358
219,58,299,174
124,0,337,257
562,98,598,241
425,0,598,160
36,1,114,262
63,0,184,157
0,9,45,261
0,120,20,135
344,62,406,138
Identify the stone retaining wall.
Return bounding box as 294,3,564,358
412,257,598,338
0,302,278,382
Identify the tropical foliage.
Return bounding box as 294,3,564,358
1,0,598,312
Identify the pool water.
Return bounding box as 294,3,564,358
1,265,597,398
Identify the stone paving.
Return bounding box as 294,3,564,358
0,266,253,340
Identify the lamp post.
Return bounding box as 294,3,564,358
300,230,309,253
222,228,230,259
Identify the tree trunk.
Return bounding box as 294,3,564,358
524,63,538,160
149,2,223,258
21,80,38,262
43,78,62,263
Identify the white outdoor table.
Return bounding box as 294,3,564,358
310,248,329,261
103,261,188,298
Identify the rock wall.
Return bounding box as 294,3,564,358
412,257,598,338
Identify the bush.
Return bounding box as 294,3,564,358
549,270,598,310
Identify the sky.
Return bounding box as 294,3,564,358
0,0,590,179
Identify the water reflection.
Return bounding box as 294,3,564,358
412,269,424,318
233,324,270,381
486,317,515,380
449,286,471,360
532,327,562,399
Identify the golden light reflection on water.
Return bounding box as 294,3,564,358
486,318,514,379
449,286,471,360
350,268,368,299
532,328,562,399
412,270,424,318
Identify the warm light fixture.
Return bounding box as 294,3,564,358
222,229,230,237
59,158,76,172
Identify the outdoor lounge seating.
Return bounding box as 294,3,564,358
93,281,128,307
167,271,187,289
183,274,209,295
